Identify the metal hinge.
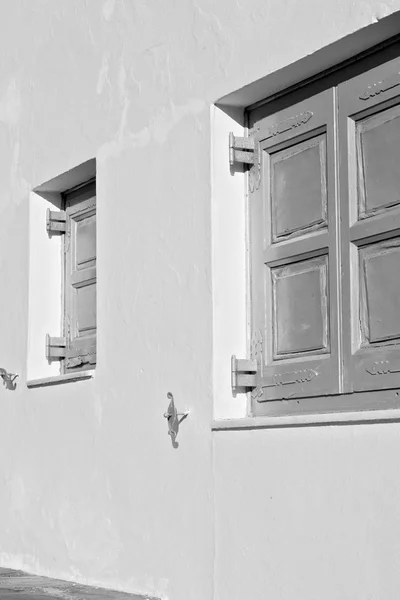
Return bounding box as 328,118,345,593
231,355,257,392
46,209,66,236
229,132,255,167
45,334,66,361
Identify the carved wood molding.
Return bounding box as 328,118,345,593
265,111,313,139
359,72,400,100
252,367,318,401
366,360,400,375
262,368,317,388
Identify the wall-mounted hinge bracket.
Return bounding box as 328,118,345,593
46,209,66,236
231,355,257,392
45,334,66,361
229,132,255,167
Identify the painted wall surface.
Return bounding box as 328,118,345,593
214,425,400,600
1,2,400,600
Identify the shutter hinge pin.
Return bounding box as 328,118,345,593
46,209,66,237
45,334,66,362
229,132,255,167
231,355,257,392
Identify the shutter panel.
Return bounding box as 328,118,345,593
64,182,96,373
249,89,341,402
339,58,400,392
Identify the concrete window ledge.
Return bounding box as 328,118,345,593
0,568,156,600
212,408,400,430
26,371,94,388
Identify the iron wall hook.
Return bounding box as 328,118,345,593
163,392,189,443
0,368,18,391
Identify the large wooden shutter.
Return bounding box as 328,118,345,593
63,181,96,373
250,89,341,401
339,58,400,392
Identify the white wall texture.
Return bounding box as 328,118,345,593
0,2,400,600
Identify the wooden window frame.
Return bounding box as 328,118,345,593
60,178,97,375
247,39,400,419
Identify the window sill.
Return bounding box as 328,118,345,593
26,371,94,388
212,408,400,431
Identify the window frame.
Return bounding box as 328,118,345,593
246,40,400,419
60,178,97,375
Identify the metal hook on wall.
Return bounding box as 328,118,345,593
0,368,18,391
163,392,189,446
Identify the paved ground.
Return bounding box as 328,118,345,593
0,568,151,600
0,590,56,600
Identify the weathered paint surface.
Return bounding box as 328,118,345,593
0,2,400,600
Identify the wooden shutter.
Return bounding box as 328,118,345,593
63,181,96,373
249,89,341,401
339,58,400,392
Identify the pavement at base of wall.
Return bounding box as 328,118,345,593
0,568,155,600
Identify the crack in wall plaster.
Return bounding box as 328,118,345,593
114,56,142,142
98,98,205,160
10,138,29,204
152,99,205,144
0,78,29,204
118,62,127,99
58,498,122,569
192,2,232,78
97,54,111,95
374,2,392,19
102,0,116,21
0,79,20,126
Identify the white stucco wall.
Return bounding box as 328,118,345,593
214,423,400,600
0,2,400,600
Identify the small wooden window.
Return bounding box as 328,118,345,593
62,180,97,373
46,179,97,374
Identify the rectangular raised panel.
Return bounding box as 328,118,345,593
76,217,96,268
357,105,400,219
359,239,400,345
271,255,329,358
76,283,97,335
270,134,327,242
